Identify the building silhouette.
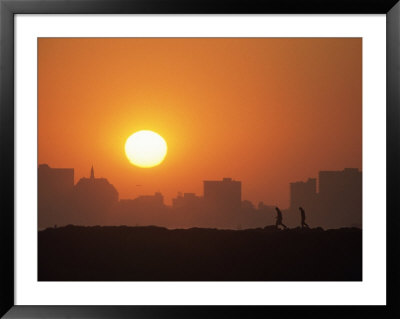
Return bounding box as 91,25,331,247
202,178,242,228
288,168,362,229
290,178,317,210
38,163,362,230
172,193,202,210
204,178,241,210
317,168,362,228
120,192,164,210
38,164,74,229
171,192,205,228
118,192,168,227
72,166,119,226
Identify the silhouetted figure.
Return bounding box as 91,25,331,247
299,206,309,229
275,207,287,229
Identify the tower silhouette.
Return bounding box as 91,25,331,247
90,165,94,180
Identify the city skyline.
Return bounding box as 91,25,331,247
37,37,363,283
38,38,362,208
38,163,362,206
38,161,363,207
38,163,362,230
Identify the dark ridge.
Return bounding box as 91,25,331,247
38,226,362,281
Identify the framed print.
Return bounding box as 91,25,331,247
1,0,399,318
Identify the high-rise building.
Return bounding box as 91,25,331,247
319,168,361,199
38,164,74,229
288,168,362,229
203,178,241,210
290,178,317,210
318,168,362,228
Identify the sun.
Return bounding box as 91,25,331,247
125,130,167,168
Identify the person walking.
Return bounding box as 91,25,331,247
299,206,309,229
275,207,288,229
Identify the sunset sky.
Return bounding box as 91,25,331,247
38,38,362,208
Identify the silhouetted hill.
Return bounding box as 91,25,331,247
38,225,361,281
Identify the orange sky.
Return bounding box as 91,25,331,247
38,38,362,208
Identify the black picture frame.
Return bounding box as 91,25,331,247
1,0,399,318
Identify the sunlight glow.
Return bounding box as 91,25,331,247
125,130,167,168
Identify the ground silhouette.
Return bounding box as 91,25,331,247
38,225,361,281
